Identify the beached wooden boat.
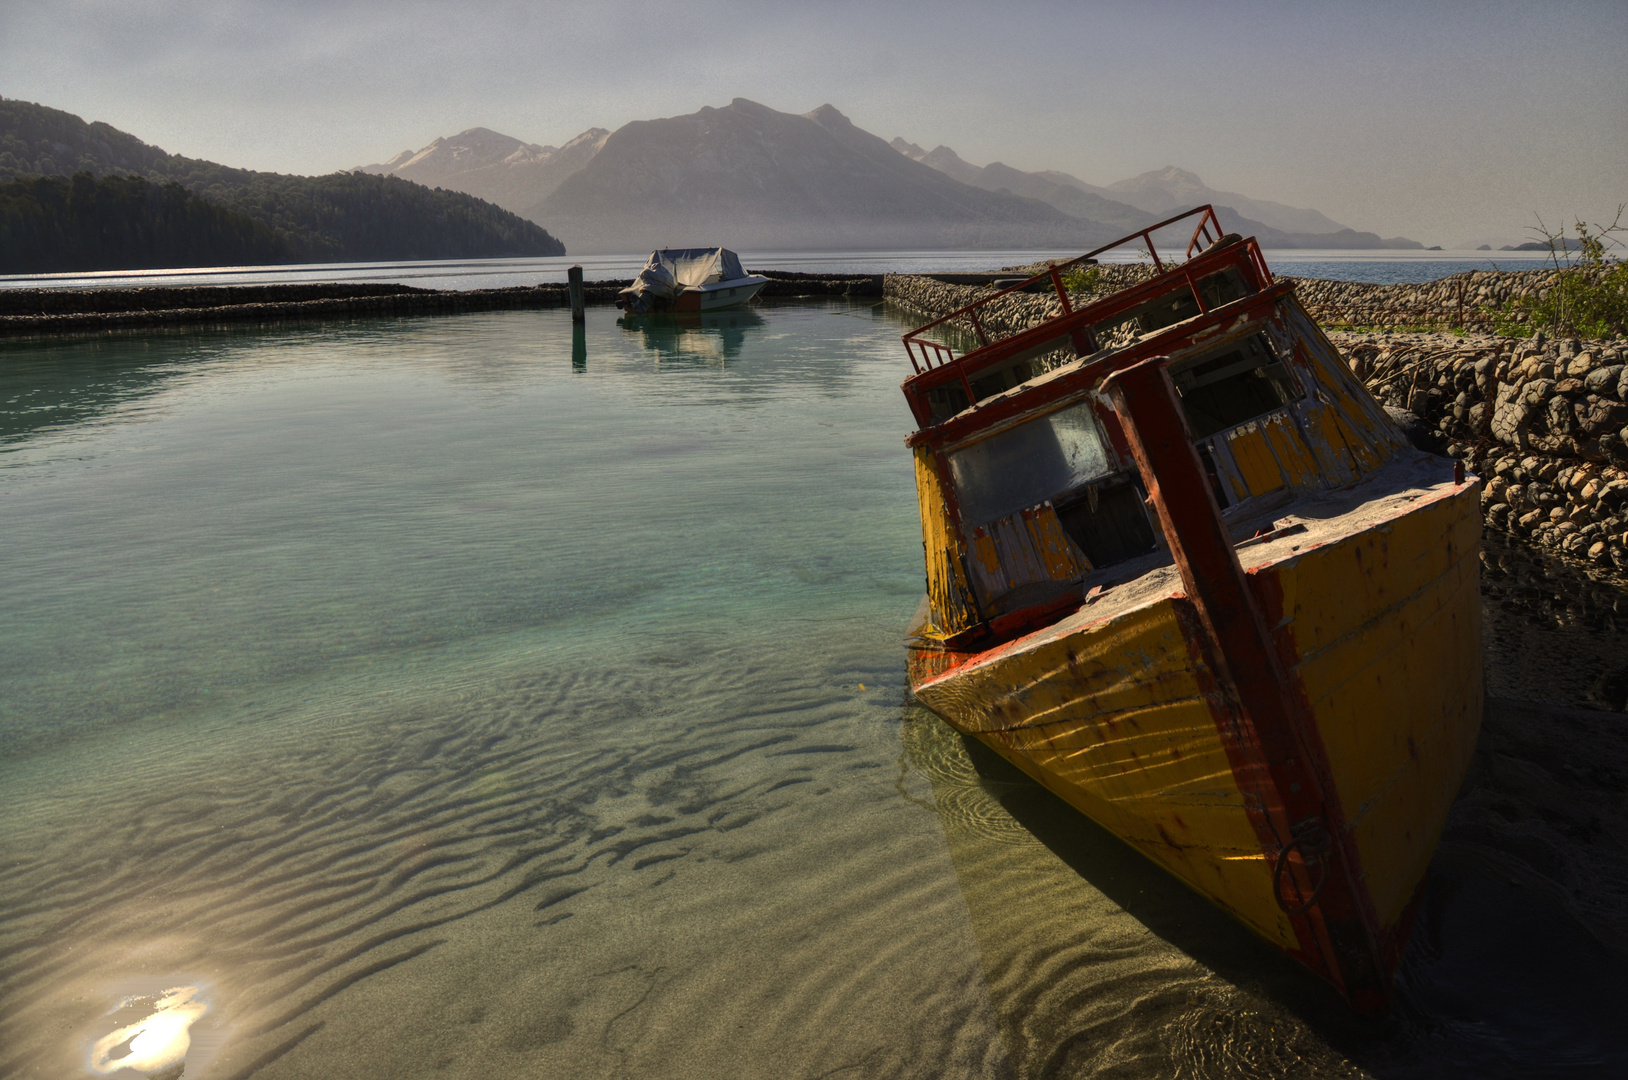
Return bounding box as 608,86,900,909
899,207,1483,1014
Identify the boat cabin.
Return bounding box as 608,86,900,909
901,207,1406,647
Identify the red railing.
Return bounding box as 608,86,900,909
901,206,1272,374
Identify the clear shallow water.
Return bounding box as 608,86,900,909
1,302,1624,1079
0,249,1555,293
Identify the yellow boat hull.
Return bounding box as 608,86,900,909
910,472,1483,1000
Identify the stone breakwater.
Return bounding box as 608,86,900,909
1344,330,1628,574
0,282,629,336
755,270,883,297
1291,268,1559,330
0,273,881,336
882,271,1628,578
885,266,1563,336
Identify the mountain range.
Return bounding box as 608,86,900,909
885,142,1401,245
357,99,1423,253
360,100,1127,253
0,92,1426,272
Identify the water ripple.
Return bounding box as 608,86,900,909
0,645,1006,1078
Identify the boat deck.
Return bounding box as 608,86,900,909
920,450,1470,676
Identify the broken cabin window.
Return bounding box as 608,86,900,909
946,401,1112,526
969,358,1033,402
926,383,970,422
1170,333,1300,439
1054,475,1157,567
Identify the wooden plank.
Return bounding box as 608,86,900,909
913,446,978,637
1226,423,1287,497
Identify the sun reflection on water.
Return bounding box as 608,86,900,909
89,985,208,1076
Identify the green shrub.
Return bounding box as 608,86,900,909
1494,209,1628,339
1060,265,1102,294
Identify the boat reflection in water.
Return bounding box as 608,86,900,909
898,704,1368,1076
617,308,766,367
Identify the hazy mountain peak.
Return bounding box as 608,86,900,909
1105,165,1352,234
559,127,610,148
456,126,516,142
349,123,610,219
803,103,854,133
889,137,927,160
360,126,556,178
1113,165,1204,188
918,145,983,186
526,97,1124,254
720,97,776,117
1108,166,1209,205
889,138,983,185
886,141,1152,232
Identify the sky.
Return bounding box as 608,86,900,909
2,0,1624,247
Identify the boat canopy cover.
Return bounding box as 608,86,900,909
656,248,747,287
624,248,749,301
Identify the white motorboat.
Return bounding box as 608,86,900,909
615,248,768,314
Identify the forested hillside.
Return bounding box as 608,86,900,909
0,96,565,264
0,173,288,273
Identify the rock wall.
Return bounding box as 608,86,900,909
886,266,1562,336
755,271,882,298
1291,268,1558,330
1342,330,1628,573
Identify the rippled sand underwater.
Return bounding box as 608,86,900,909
2,303,1625,1079
3,623,1017,1078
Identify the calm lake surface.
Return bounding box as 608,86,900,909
2,301,1624,1079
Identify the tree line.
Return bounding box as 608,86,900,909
0,96,565,271
0,173,287,274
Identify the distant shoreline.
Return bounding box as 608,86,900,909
0,260,1566,339
0,249,1558,297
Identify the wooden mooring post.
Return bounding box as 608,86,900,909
568,264,585,323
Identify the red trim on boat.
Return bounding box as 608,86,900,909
1100,354,1393,1014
